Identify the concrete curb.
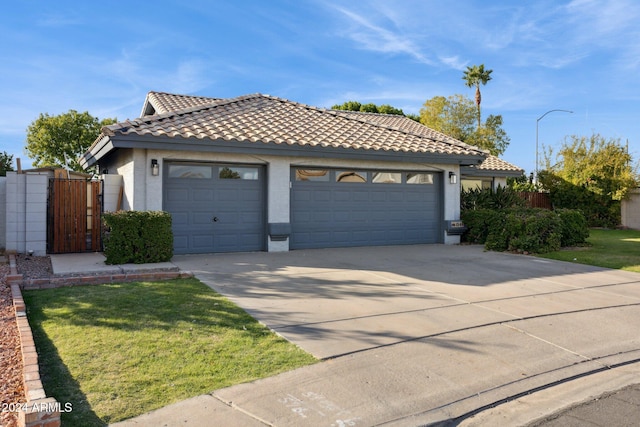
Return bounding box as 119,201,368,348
460,361,640,426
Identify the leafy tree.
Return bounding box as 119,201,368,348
419,94,510,156
462,64,493,128
332,101,405,116
419,95,476,142
542,133,638,200
0,151,14,176
25,110,117,172
465,114,511,156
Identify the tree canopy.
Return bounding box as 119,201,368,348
419,94,510,156
331,101,405,116
25,110,117,172
0,151,14,176
542,133,638,200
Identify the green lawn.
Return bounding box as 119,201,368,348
538,228,640,272
24,278,316,426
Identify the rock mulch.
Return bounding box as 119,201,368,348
0,262,24,427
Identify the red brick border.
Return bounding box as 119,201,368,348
8,254,193,426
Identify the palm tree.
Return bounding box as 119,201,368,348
463,64,493,129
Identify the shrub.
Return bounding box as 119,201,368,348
102,211,173,265
461,185,525,211
463,208,565,254
556,209,590,247
461,209,496,244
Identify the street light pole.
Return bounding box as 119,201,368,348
536,109,573,182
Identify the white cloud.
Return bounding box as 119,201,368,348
328,5,434,66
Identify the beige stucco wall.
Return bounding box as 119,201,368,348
622,189,640,229
101,149,464,250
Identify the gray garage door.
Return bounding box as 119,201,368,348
291,168,442,249
164,162,265,254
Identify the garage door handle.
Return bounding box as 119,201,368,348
212,216,219,222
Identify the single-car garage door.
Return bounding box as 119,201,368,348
164,162,265,254
290,168,442,249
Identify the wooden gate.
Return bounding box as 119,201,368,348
47,179,102,253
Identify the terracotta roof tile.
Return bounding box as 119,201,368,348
102,93,488,158
144,91,218,115
476,155,523,172
334,110,522,172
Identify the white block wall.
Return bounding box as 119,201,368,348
0,177,5,250
5,172,47,255
622,189,640,230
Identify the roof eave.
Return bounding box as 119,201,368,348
95,133,487,166
461,165,524,178
80,134,113,169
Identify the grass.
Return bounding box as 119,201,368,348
538,228,640,272
23,278,316,426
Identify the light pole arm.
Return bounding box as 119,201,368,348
535,109,573,182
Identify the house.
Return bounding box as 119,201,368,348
80,91,522,254
461,155,523,190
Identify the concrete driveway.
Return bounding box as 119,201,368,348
149,245,640,426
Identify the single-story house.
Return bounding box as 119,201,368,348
80,91,522,254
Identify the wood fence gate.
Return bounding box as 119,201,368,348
47,179,102,254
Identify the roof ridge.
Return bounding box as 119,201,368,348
104,92,487,157
331,109,488,155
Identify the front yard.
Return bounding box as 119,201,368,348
24,278,316,426
538,228,640,272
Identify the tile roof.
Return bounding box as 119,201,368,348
475,155,523,172
335,110,522,173
100,93,488,158
142,91,219,116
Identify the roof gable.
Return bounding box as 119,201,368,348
140,91,219,116
83,93,490,168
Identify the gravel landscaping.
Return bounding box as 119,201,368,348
0,262,23,427
0,255,53,427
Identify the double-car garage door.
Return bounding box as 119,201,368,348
290,168,442,249
164,162,442,254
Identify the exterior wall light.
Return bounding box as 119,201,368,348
151,159,159,176
449,171,457,185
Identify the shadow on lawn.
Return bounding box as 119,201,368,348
25,305,106,427
25,278,265,334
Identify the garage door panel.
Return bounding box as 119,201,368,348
164,162,265,254
291,169,441,249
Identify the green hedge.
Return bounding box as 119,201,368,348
462,208,588,254
102,211,173,265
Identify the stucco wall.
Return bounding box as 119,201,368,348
622,189,640,229
102,174,123,212
101,149,464,250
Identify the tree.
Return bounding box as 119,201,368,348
542,133,638,200
420,94,476,141
25,110,117,172
419,94,510,156
462,64,493,129
332,101,405,116
465,114,511,156
0,151,14,176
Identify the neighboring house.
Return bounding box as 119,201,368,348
80,91,521,254
461,155,523,190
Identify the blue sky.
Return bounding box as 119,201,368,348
2,0,639,174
